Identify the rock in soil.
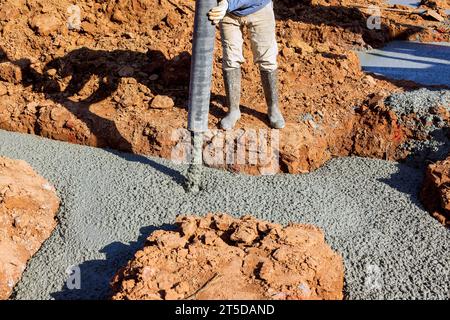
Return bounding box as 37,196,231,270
421,155,450,227
0,62,22,84
28,14,62,36
150,95,174,110
0,156,59,299
111,214,344,300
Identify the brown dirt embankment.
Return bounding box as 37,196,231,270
0,156,59,299
421,156,450,227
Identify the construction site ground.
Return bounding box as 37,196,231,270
0,0,449,300
1,129,449,300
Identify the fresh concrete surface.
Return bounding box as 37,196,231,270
386,0,421,8
386,0,450,14
358,41,450,87
0,129,448,300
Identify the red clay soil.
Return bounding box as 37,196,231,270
0,0,448,174
421,156,450,227
111,214,344,300
0,156,59,299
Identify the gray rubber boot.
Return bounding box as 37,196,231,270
261,69,285,129
221,68,241,130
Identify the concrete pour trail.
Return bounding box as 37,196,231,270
0,129,448,300
358,41,450,87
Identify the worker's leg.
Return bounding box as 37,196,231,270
247,2,285,129
219,14,244,130
247,2,278,72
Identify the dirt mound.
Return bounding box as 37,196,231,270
111,214,344,300
421,156,450,227
0,0,447,174
0,156,59,299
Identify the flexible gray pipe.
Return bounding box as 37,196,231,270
185,0,217,193
187,0,216,132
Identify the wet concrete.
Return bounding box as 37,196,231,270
386,0,450,15
357,41,450,87
0,129,448,300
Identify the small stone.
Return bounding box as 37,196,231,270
118,66,134,77
142,266,158,280
112,9,126,23
0,83,7,96
258,261,274,281
64,119,77,130
363,75,377,86
155,232,186,249
29,14,62,36
50,107,67,122
46,69,57,77
230,222,258,245
290,39,314,56
42,183,54,191
150,95,174,109
164,289,183,300
81,21,97,35
174,281,190,294
202,230,219,245
179,218,197,237
0,62,22,84
281,47,293,58
213,214,234,231
0,3,19,22
368,93,385,107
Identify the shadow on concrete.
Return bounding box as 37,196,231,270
107,148,186,185
379,126,449,208
378,163,425,209
404,127,450,166
50,224,176,300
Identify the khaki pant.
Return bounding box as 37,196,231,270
220,1,278,72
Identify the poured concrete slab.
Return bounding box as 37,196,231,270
357,41,450,87
387,0,421,7
386,0,450,15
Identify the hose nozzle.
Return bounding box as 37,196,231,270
184,131,204,193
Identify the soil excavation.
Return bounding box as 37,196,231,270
0,0,449,175
111,214,344,300
0,156,59,299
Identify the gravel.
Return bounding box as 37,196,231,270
0,129,448,300
385,88,450,120
385,88,450,166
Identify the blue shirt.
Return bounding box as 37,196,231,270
227,0,272,16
